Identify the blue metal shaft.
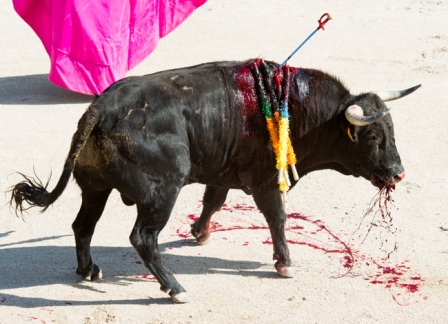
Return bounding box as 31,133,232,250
279,28,319,68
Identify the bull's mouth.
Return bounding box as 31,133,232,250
371,175,396,190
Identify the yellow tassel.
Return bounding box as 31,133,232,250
279,180,289,193
287,138,297,165
277,118,289,170
286,135,299,180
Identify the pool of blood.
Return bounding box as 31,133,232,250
175,201,426,306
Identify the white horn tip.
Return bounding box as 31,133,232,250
374,84,422,102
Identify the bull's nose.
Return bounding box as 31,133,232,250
393,171,405,184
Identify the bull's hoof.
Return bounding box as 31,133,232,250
191,224,210,245
77,264,103,281
196,234,210,245
171,292,191,304
275,263,295,278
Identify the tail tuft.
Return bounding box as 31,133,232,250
9,101,99,217
9,173,51,215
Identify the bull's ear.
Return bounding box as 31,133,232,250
346,125,358,143
340,115,359,143
347,126,355,143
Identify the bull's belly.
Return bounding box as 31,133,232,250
188,166,242,189
75,134,250,197
186,156,253,193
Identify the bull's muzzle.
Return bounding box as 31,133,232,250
393,170,405,184
371,165,405,189
389,164,405,185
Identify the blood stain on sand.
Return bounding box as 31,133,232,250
134,274,157,281
176,201,426,305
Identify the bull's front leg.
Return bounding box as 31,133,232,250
253,187,295,278
191,185,229,245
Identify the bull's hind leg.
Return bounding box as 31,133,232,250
130,185,189,303
253,188,295,278
72,187,112,280
191,185,229,244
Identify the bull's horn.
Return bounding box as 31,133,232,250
374,84,421,102
345,105,390,126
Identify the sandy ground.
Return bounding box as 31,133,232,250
1,0,447,323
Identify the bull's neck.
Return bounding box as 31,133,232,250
287,68,352,176
235,61,352,176
293,116,349,177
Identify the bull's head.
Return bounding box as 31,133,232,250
342,85,420,189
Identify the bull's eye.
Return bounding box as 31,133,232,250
366,134,381,145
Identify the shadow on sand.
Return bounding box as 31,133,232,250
0,74,93,105
0,234,274,307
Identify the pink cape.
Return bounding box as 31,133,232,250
13,0,207,95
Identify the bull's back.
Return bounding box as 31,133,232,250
76,61,249,188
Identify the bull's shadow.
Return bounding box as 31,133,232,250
0,74,92,105
0,234,270,307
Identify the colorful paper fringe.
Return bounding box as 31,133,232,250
252,60,299,203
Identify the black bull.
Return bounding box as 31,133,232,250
10,59,420,303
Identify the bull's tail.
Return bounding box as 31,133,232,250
10,103,100,214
